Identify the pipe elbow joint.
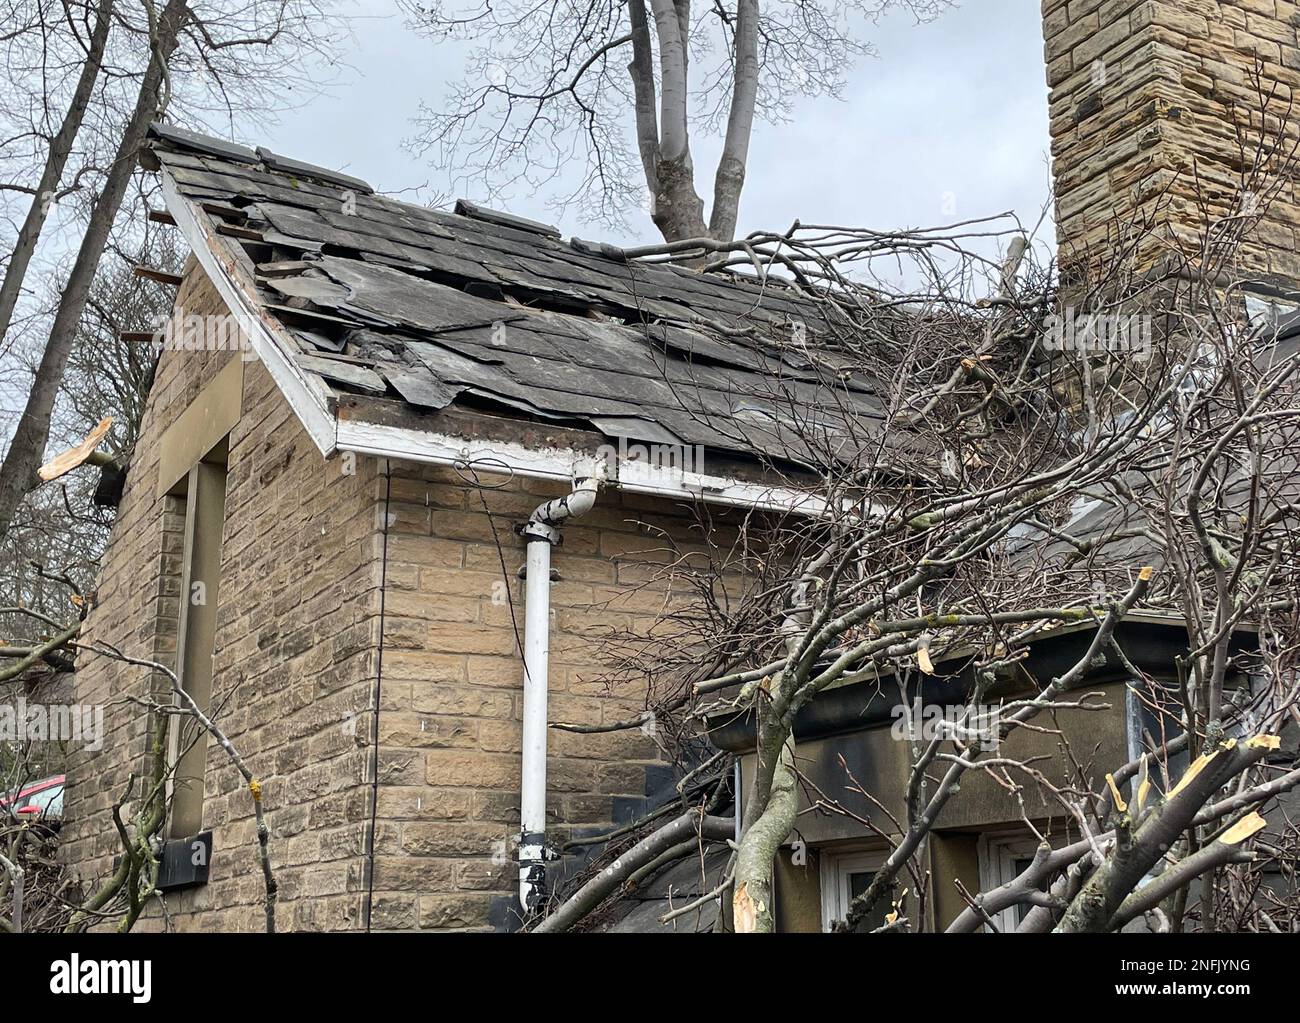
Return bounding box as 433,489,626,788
562,475,599,519
524,475,600,541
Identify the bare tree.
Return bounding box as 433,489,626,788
401,0,953,241
63,201,186,458
0,1,349,933
1,611,280,932
529,92,1300,934
0,0,115,355
0,0,347,542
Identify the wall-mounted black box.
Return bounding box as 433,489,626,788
157,831,212,892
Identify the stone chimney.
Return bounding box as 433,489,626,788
1042,0,1300,288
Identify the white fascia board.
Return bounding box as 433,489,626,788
163,169,821,517
615,451,826,514
335,417,824,515
334,416,581,482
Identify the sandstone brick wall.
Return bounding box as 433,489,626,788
64,261,707,931
366,464,701,930
65,264,384,931
1042,0,1300,281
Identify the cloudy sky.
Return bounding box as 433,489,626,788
233,0,1054,253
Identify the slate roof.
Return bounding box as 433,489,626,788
146,123,899,470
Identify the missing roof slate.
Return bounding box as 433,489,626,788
150,125,914,472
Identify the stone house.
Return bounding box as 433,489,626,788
62,0,1300,932
60,119,859,931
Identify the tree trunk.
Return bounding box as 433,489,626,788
533,810,734,933
707,0,758,243
1056,740,1271,932
733,738,796,933
647,0,708,242
0,0,188,540
627,0,660,198
652,154,709,242
0,0,115,348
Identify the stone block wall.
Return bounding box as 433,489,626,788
64,262,710,931
63,264,384,931
1043,0,1300,282
366,463,706,930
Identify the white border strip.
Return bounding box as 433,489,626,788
335,417,823,514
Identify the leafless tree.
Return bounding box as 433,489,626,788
0,0,338,918
0,0,115,358
532,96,1300,934
62,198,186,458
0,612,280,932
0,189,186,706
401,0,953,241
0,0,347,542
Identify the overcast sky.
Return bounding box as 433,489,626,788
232,0,1054,253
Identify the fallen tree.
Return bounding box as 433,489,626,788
532,90,1300,934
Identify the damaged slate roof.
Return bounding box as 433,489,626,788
144,123,898,470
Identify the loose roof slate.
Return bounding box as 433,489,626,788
148,124,905,470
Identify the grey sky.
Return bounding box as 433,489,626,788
246,0,1054,252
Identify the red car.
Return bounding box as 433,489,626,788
0,774,65,821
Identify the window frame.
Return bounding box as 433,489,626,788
166,452,229,839
977,831,1049,933
819,847,889,932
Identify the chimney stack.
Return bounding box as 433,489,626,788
1042,1,1300,288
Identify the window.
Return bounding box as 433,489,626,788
167,450,229,838
820,848,892,932
154,361,241,841
978,833,1046,933
1125,680,1189,791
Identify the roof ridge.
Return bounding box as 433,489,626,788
146,122,835,308
147,121,374,196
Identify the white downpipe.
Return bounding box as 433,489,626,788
518,532,553,911
519,475,599,912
